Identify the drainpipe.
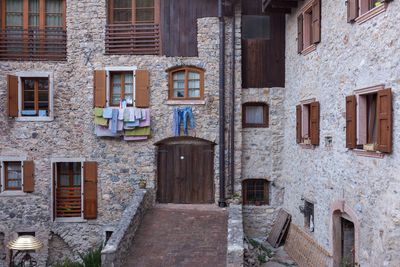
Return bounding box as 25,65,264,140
218,0,227,208
230,0,236,196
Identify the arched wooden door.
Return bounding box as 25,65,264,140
156,137,215,204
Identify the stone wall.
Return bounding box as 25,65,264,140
101,189,153,267
242,206,278,240
227,204,244,267
0,0,234,264
282,0,400,266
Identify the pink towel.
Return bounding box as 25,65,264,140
139,109,150,127
123,135,148,141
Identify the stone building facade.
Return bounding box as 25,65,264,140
0,0,399,266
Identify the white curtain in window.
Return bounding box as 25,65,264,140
29,0,39,28
6,0,23,28
246,106,264,124
46,0,62,28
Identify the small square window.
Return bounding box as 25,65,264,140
242,103,269,128
4,162,22,191
242,179,269,206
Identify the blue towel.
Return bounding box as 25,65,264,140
103,107,113,119
110,109,119,134
21,110,36,116
38,110,47,117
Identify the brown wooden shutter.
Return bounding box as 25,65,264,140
52,163,56,220
84,161,98,219
347,0,359,22
8,75,18,117
296,105,302,144
376,88,392,153
346,95,357,149
312,0,321,44
23,161,34,193
310,101,320,145
94,70,107,108
297,14,303,54
135,70,150,108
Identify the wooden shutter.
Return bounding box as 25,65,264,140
94,70,107,108
376,88,392,153
297,14,303,54
23,161,34,193
296,105,302,144
52,163,56,220
312,0,321,44
84,162,98,219
310,101,320,145
347,0,359,22
135,70,150,108
8,75,18,117
346,95,357,149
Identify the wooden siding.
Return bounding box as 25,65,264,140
161,0,218,57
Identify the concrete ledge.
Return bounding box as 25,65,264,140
227,204,244,267
101,189,154,267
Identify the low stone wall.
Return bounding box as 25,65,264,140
101,189,154,267
243,206,277,239
227,204,244,267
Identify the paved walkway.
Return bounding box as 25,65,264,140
125,204,228,267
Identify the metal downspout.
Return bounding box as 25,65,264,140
230,0,236,196
218,0,227,208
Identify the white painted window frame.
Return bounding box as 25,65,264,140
15,71,54,122
51,158,86,223
0,156,27,195
104,66,138,108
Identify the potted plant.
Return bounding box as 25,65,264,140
139,179,147,189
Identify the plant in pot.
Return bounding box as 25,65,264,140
139,179,147,189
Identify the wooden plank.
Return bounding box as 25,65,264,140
267,209,292,248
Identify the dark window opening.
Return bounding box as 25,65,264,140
303,201,314,232
341,218,355,267
242,179,269,206
105,231,113,244
242,15,270,40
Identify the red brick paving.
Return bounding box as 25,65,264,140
125,204,228,267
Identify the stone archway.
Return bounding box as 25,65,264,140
155,136,216,204
331,200,360,267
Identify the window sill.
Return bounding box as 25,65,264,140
301,44,316,56
0,191,27,197
352,149,385,159
15,116,54,122
299,143,315,149
355,3,387,24
54,217,87,223
166,100,205,105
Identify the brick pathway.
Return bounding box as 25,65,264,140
125,204,228,267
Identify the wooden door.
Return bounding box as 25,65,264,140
157,142,214,204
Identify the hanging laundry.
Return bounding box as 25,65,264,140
103,107,113,119
124,121,140,129
123,136,148,141
118,108,124,120
139,109,151,127
172,107,195,136
93,107,103,117
125,127,151,136
94,116,108,126
117,120,124,131
95,125,121,137
110,109,119,134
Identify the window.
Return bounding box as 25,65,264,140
110,72,134,106
55,162,82,218
303,201,314,232
0,0,66,61
4,162,22,191
7,73,54,121
52,161,98,221
106,0,160,55
346,85,392,153
242,179,269,206
242,103,269,128
296,101,320,146
93,68,150,108
347,0,390,24
105,231,113,244
297,0,320,55
0,159,34,193
168,67,204,100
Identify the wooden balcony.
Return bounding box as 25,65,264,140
105,23,161,55
0,29,67,61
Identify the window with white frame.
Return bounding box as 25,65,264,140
7,72,54,120
106,67,136,107
0,158,33,193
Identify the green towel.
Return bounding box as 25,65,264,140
94,116,108,126
94,107,103,117
124,127,151,136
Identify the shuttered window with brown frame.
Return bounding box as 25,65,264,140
242,102,269,128
296,101,320,146
347,0,393,22
23,160,34,193
297,0,321,54
93,70,107,108
4,162,22,191
310,101,320,145
376,88,392,153
346,95,357,149
168,67,204,101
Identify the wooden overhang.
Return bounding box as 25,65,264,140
262,0,302,14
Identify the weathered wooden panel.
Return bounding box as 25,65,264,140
161,0,218,57
242,0,264,15
267,209,291,248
